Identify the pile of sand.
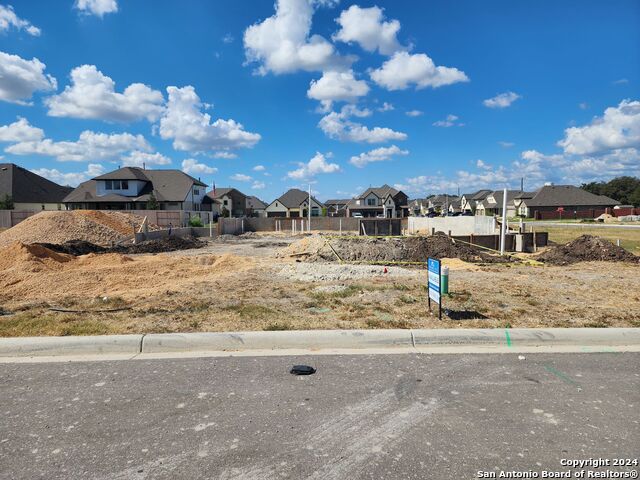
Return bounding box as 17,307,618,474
0,210,158,247
537,235,639,265
281,234,509,264
0,242,255,305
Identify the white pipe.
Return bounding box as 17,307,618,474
308,184,312,232
241,219,244,234
339,218,342,235
500,187,507,255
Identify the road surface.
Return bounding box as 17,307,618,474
1,352,638,479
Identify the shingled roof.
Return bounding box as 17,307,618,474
0,163,73,204
274,188,324,208
246,195,267,210
64,167,207,204
523,185,620,207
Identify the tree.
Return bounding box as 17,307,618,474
146,192,159,210
581,176,640,205
0,194,14,210
221,207,230,218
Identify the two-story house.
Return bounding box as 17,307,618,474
207,188,248,217
346,185,409,218
265,188,325,218
460,190,491,214
63,167,209,211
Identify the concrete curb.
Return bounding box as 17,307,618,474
0,334,143,357
142,330,412,353
1,328,639,357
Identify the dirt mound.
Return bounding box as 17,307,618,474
35,240,107,256
111,235,204,254
0,210,157,247
537,235,639,265
0,242,72,271
282,233,508,264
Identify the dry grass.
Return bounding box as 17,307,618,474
541,225,640,255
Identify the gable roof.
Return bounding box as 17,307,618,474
274,188,325,209
523,185,620,207
208,187,246,200
0,163,73,204
471,189,492,201
480,190,525,208
325,199,352,205
64,167,207,204
246,195,267,210
358,184,399,199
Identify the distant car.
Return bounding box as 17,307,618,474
427,212,437,218
461,211,473,216
352,212,363,218
376,214,386,218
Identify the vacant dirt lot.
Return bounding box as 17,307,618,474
542,224,640,255
0,233,638,336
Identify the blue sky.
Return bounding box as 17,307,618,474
0,0,638,201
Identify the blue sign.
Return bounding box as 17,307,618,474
427,258,441,305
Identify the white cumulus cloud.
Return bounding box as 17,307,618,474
287,152,341,179
0,51,57,104
31,163,106,187
181,158,218,175
6,130,151,162
433,114,463,127
349,145,408,168
75,0,118,17
122,151,171,168
557,99,640,155
231,173,252,182
405,110,423,117
307,70,369,110
0,117,44,143
333,5,402,55
483,91,521,109
318,105,407,143
159,86,261,155
0,4,41,36
243,0,348,75
370,51,469,91
251,180,266,189
45,65,165,123
253,165,266,171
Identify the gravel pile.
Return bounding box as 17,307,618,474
0,210,157,246
277,263,418,282
537,235,639,265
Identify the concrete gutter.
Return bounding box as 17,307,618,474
0,328,639,358
0,334,143,357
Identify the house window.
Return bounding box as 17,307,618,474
367,198,376,206
121,180,129,190
194,189,200,195
223,200,228,206
112,180,121,190
105,180,113,190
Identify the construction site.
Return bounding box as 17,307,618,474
0,210,638,337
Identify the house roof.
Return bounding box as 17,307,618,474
429,194,459,206
358,184,399,199
94,166,150,181
480,190,525,208
64,167,207,204
325,199,351,205
246,195,267,210
471,189,492,201
273,188,325,209
0,163,73,204
523,185,620,207
208,187,246,200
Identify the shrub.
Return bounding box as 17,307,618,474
188,216,204,227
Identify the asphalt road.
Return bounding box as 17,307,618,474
1,353,639,479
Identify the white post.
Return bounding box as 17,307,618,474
308,184,312,232
241,219,245,234
339,218,342,235
500,187,508,255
